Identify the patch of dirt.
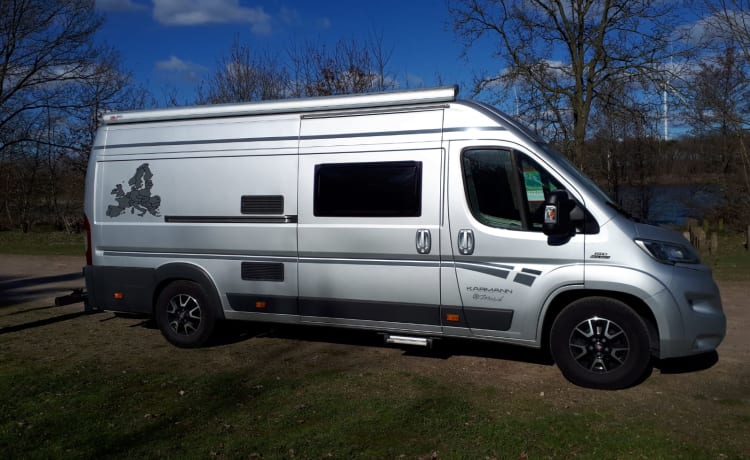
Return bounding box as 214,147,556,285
1,254,748,454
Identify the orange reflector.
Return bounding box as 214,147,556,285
255,301,267,309
446,313,460,322
113,292,124,300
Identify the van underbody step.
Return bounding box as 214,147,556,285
384,334,432,347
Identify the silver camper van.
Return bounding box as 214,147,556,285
83,86,725,389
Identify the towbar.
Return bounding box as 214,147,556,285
54,288,87,307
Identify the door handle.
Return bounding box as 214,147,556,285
416,229,431,254
458,229,474,255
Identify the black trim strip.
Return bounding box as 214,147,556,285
452,258,515,269
454,262,513,279
300,257,440,266
101,249,297,260
464,307,514,331
300,298,440,325
164,215,297,224
227,294,298,314
443,126,507,134
513,273,536,286
226,295,442,326
521,268,542,275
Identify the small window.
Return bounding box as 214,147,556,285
314,161,422,217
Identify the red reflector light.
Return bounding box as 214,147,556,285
446,314,460,322
255,301,267,309
113,292,124,300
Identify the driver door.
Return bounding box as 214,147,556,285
447,141,585,342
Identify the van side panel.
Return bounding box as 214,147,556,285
89,117,299,315
297,110,444,332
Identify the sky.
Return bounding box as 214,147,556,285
94,0,489,105
93,0,737,139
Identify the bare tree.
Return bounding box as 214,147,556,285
688,1,750,227
706,1,750,60
197,38,289,104
288,37,396,97
687,44,750,226
449,0,694,166
367,31,395,92
0,0,146,231
587,76,662,219
0,0,107,153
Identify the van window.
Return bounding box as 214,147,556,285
314,161,422,217
462,149,522,229
462,149,563,231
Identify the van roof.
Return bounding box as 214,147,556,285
101,86,459,125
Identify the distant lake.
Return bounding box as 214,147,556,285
617,184,724,227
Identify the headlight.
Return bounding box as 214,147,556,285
635,239,700,265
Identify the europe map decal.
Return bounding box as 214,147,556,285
106,163,162,218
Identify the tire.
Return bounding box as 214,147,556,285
155,280,217,348
550,297,652,390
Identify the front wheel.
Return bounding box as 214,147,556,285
550,297,652,390
155,280,216,348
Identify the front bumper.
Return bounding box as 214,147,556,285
656,264,726,359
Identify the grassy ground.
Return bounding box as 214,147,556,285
0,360,730,459
1,313,747,460
0,231,83,256
701,232,750,282
1,231,748,459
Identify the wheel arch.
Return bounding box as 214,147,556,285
153,262,225,320
540,289,660,356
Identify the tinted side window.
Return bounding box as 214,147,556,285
462,149,522,229
462,149,564,231
314,161,422,217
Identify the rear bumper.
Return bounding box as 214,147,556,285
84,265,156,315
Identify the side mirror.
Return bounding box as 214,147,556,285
543,190,576,245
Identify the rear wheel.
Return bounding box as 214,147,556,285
550,297,652,390
156,280,216,348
